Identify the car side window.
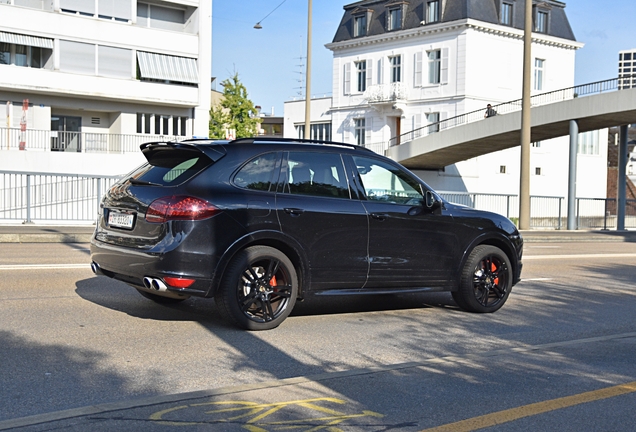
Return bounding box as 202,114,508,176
282,152,350,199
352,156,424,204
234,152,279,192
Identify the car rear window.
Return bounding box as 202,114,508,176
130,148,212,186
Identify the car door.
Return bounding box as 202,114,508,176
349,154,458,289
275,151,369,290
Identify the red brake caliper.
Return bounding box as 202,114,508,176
269,276,277,291
491,262,499,285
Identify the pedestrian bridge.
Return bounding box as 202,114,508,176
388,83,636,170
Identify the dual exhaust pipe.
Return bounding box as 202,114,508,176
143,276,168,292
91,262,169,293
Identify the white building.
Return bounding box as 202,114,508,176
286,0,608,199
0,0,211,175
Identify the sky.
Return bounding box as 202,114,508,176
211,0,636,116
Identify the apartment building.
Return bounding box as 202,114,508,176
0,0,211,175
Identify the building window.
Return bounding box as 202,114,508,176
578,131,599,155
0,43,48,68
356,61,367,92
532,141,542,148
354,118,366,146
535,10,548,33
389,55,401,83
500,165,506,174
427,112,440,133
426,0,440,23
535,167,542,175
533,58,544,91
354,14,367,37
388,7,402,31
501,2,513,26
137,113,188,136
296,123,332,141
427,49,441,84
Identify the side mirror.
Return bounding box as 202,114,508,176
425,190,441,210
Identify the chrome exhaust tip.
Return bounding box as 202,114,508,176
143,277,153,289
91,262,103,275
151,278,168,292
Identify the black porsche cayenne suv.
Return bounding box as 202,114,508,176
90,138,523,330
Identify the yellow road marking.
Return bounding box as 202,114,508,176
421,381,636,432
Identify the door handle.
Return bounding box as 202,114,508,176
371,213,388,221
284,208,305,216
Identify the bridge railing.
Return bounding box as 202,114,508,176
390,74,635,147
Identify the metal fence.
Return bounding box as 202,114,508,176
0,171,122,223
1,171,634,229
0,127,181,154
390,75,635,147
439,192,636,230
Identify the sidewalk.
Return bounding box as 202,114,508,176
0,224,635,243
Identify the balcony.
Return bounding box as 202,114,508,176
363,83,408,104
0,127,183,154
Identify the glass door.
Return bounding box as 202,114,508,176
51,116,82,152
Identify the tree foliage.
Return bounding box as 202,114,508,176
209,73,261,139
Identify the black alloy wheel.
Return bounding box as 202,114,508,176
216,246,298,330
452,245,512,313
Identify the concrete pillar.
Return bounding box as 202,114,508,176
617,125,628,230
567,120,578,230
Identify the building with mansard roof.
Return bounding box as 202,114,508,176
285,0,608,198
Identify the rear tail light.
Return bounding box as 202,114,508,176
146,196,220,223
164,277,196,289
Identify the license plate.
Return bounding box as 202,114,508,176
108,211,134,229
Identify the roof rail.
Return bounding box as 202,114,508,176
229,137,374,152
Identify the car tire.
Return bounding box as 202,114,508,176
135,288,189,304
215,246,298,330
452,245,512,313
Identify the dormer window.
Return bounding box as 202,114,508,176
500,2,513,26
533,5,550,33
352,8,373,37
426,0,440,24
388,7,403,31
354,14,367,37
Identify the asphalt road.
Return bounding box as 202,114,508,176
1,240,635,431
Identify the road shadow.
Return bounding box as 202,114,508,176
0,330,162,422
75,276,457,324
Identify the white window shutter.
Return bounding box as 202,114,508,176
414,52,422,87
365,117,373,144
441,48,449,84
440,112,448,130
377,57,384,85
344,62,351,95
413,113,422,138
366,59,373,89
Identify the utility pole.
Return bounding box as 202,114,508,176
519,0,533,230
304,0,313,139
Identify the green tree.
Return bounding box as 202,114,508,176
209,73,261,139
208,105,228,139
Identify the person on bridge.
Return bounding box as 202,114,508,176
484,104,497,118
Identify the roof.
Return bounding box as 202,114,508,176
332,0,576,43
